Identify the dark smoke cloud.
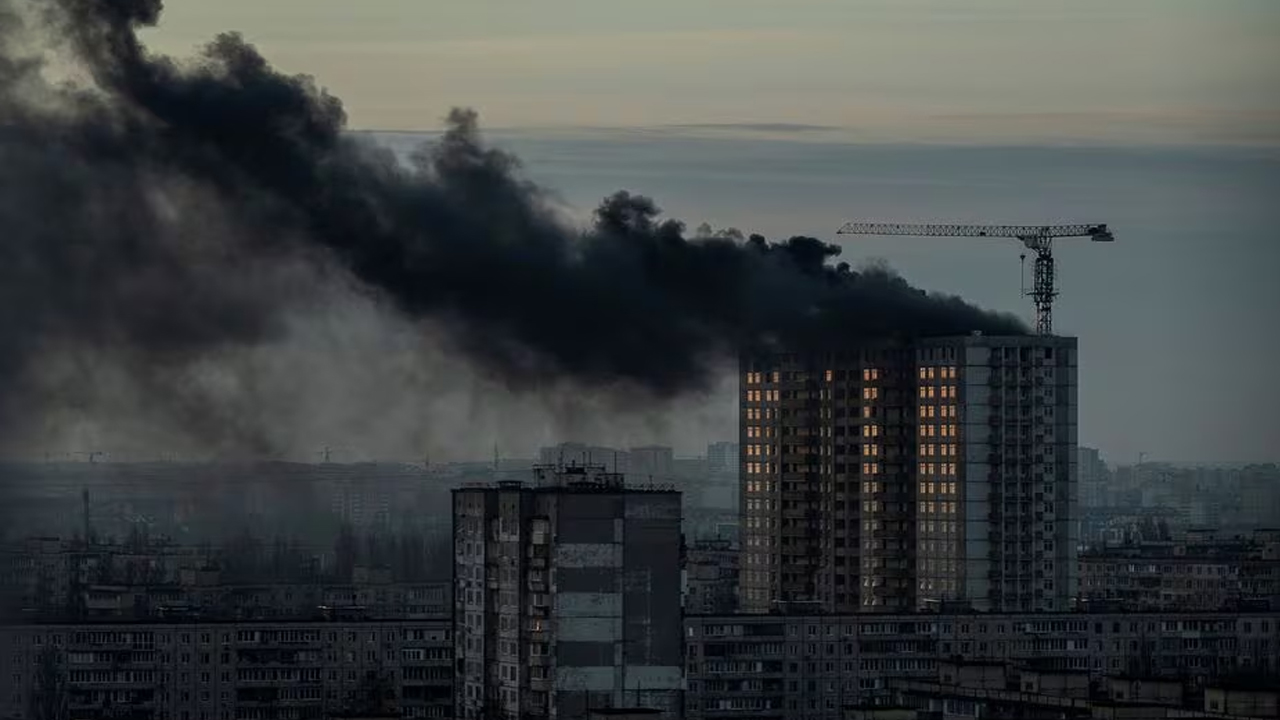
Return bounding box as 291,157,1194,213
0,0,1024,452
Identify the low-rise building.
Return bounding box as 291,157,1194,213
0,617,453,720
1079,530,1280,612
684,611,1280,720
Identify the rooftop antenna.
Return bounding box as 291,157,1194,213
319,446,332,463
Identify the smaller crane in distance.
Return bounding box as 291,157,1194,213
835,222,1114,336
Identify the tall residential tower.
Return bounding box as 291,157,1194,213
738,334,1078,614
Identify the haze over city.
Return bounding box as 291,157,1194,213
1,0,1276,464
1,2,1279,719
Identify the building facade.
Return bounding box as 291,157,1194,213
684,610,1280,720
0,618,453,720
739,335,1078,614
453,468,684,720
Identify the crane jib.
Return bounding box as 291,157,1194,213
834,220,1114,336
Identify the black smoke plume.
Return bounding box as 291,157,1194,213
0,0,1024,451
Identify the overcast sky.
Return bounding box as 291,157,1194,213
120,2,1280,464
144,0,1280,144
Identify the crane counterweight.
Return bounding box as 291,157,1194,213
835,222,1114,336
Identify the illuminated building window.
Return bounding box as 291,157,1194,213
863,368,880,381
927,367,936,380
824,369,834,382
770,371,780,383
918,367,928,380
863,387,880,400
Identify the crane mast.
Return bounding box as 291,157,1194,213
836,222,1114,336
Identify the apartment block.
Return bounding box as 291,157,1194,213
684,610,1280,720
0,618,453,720
739,335,1077,614
684,540,740,615
453,467,684,720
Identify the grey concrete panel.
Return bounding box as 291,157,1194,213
558,518,618,544
556,640,615,667
558,566,618,594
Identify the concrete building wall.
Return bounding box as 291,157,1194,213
0,618,453,720
454,478,683,720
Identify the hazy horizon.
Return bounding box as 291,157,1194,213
141,0,1280,147
3,0,1275,467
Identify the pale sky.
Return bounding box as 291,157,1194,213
143,0,1280,144
116,1,1280,465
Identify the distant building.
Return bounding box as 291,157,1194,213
706,443,739,473
453,466,684,720
1240,465,1280,529
683,539,739,614
539,443,629,473
1078,447,1109,509
629,446,675,481
739,336,1078,614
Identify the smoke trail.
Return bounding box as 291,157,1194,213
0,0,1024,451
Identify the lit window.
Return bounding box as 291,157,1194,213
927,368,936,380
918,367,928,380
824,369,834,382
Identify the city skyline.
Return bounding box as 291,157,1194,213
3,1,1279,719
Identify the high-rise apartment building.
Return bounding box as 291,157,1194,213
738,334,1078,614
453,466,684,720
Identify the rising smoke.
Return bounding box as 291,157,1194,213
0,0,1024,458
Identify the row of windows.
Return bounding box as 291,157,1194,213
920,443,957,457
919,424,957,437
920,366,958,380
921,404,957,418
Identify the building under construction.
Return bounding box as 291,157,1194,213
738,333,1079,614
